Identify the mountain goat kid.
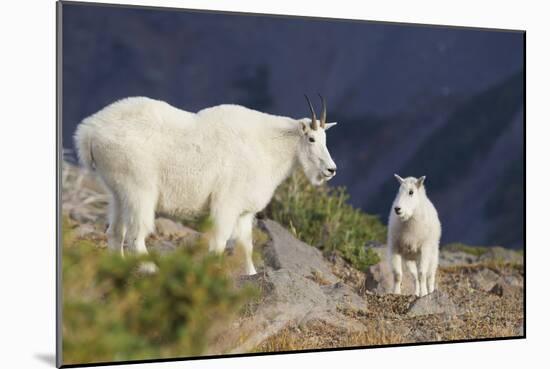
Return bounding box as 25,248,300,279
74,95,338,275
387,174,441,297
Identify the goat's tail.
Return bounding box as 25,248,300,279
74,121,96,172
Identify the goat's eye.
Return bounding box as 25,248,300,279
409,190,414,196
308,137,315,143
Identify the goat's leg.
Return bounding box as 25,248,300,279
121,191,158,274
209,204,239,255
405,260,420,296
390,252,403,294
233,213,257,275
417,251,430,297
106,192,126,257
427,268,437,294
124,191,156,255
427,246,439,294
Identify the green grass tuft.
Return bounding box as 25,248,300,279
62,217,256,364
443,243,489,257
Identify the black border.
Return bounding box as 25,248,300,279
56,2,63,367
56,1,527,367
522,30,526,338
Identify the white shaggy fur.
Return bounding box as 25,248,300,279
387,174,441,297
74,96,338,275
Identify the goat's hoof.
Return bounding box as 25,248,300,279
137,261,158,275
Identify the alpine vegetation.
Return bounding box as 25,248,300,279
74,95,338,275
387,174,441,297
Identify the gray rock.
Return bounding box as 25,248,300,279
149,240,178,255
364,261,415,295
489,280,519,297
479,247,523,265
407,290,459,317
259,219,338,284
470,268,500,291
439,246,524,268
154,217,198,239
322,281,366,313
439,249,478,267
365,262,392,294
218,221,375,354
75,223,98,238
503,274,523,287
225,268,367,354
260,269,335,309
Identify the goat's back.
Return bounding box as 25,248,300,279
74,97,288,217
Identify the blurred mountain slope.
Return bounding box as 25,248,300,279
61,3,524,248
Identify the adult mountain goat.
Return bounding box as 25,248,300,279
387,174,441,297
75,95,338,275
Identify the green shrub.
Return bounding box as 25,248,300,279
266,172,386,271
62,218,255,365
443,243,489,257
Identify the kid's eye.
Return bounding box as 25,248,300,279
409,190,414,196
308,137,315,143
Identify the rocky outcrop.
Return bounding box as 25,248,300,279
259,220,339,285
224,220,368,353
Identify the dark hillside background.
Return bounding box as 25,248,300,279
61,3,525,248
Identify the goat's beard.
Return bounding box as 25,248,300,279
300,162,325,186
310,174,326,186
395,209,413,222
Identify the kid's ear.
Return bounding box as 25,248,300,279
416,176,426,188
324,122,338,131
394,174,405,184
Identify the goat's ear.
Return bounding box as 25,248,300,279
298,118,310,134
394,174,405,184
416,176,426,188
324,122,338,131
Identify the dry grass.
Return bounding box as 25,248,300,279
255,320,405,352
440,260,523,274
343,323,406,347
443,317,518,340
400,313,521,342
62,161,109,224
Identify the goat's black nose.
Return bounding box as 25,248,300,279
327,167,336,174
394,207,401,215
